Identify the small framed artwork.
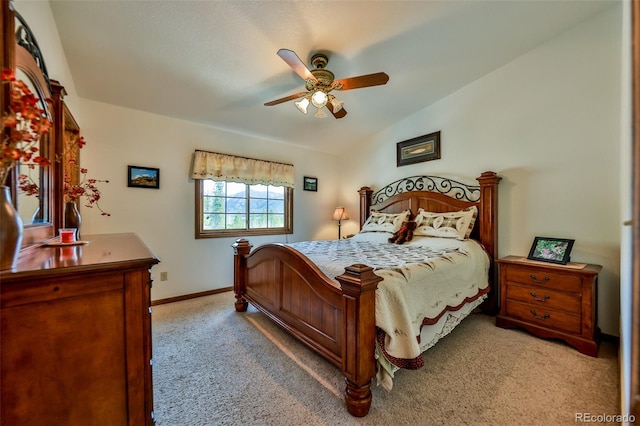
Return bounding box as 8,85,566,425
303,176,318,192
397,131,441,167
527,236,575,265
128,165,160,189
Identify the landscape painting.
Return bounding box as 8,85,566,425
128,165,160,189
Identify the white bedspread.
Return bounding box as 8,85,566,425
286,233,489,371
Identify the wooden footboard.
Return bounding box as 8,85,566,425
232,239,382,417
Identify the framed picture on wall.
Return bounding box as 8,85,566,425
303,176,318,191
396,131,441,167
527,236,575,265
128,165,160,189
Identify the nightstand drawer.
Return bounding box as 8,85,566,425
505,266,581,293
505,283,581,313
505,300,581,334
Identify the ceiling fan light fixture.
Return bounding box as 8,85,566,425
329,96,344,113
314,107,327,119
266,49,389,120
311,90,328,108
294,97,310,114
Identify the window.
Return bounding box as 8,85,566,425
195,179,293,238
191,150,295,238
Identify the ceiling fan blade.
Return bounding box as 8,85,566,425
334,72,389,91
264,92,308,106
277,49,316,82
327,102,347,119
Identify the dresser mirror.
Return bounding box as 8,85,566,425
14,55,52,226
4,9,57,246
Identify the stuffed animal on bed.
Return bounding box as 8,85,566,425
388,220,417,244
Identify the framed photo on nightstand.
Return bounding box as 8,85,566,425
527,236,574,265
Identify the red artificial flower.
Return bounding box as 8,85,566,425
1,68,53,186
1,68,16,81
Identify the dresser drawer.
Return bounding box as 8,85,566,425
1,272,124,308
505,300,581,334
504,266,581,293
505,283,581,314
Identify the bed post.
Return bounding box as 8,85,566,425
232,238,252,312
358,187,373,229
335,264,383,417
476,171,502,314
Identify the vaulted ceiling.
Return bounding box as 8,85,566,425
48,0,615,153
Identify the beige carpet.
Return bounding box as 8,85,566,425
152,291,619,426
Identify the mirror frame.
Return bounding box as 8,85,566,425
15,44,55,244
51,79,79,230
2,3,57,247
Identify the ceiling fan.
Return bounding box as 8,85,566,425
264,49,390,119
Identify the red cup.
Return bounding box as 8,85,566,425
59,228,77,243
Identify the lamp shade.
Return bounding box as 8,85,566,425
295,97,310,114
314,107,327,119
332,207,349,221
329,96,344,113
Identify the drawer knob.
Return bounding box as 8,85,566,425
530,274,550,284
530,309,550,320
530,292,550,302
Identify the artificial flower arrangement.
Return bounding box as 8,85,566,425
0,68,51,186
59,130,110,216
2,68,110,216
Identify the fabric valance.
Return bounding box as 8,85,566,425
191,150,295,188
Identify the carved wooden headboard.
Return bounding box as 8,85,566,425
358,171,502,312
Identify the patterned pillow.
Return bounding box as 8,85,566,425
413,206,478,239
361,209,411,233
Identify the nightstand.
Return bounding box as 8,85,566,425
495,256,601,357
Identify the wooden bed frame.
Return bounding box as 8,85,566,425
232,171,501,417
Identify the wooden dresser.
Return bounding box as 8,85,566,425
0,233,159,425
495,255,601,357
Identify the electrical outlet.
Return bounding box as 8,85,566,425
160,272,168,281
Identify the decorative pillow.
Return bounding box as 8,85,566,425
361,209,411,233
413,206,478,239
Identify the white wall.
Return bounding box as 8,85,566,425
339,6,623,336
76,99,341,300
